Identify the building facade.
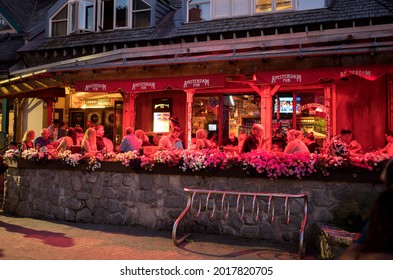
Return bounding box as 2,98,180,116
1,0,393,150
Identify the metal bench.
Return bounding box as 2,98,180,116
172,187,308,258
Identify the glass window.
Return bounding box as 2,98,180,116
276,0,293,11
81,0,95,30
102,0,115,30
255,0,293,13
188,0,211,22
0,16,12,32
51,6,68,36
213,0,250,18
233,0,251,16
132,0,151,28
116,0,128,28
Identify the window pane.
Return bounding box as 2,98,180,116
188,0,211,22
0,16,12,31
70,3,77,32
255,0,272,12
85,5,94,30
116,0,128,27
133,0,150,10
214,0,230,18
52,21,67,36
53,7,68,20
133,10,150,28
276,0,293,10
103,0,114,30
233,0,250,16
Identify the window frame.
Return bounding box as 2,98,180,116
254,0,296,14
0,15,13,33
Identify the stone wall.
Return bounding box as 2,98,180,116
2,164,386,246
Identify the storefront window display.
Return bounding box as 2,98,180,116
192,94,260,146
272,91,326,151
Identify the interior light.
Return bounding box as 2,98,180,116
229,95,235,106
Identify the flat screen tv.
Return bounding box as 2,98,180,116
208,123,217,131
274,97,301,114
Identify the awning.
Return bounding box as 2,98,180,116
74,74,226,93
255,65,393,85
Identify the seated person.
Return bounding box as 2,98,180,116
283,129,310,155
158,126,183,150
241,124,265,153
95,125,114,153
329,129,353,157
119,127,141,153
135,130,153,146
223,131,238,147
194,129,211,150
21,130,35,151
304,132,320,154
34,129,52,150
81,127,98,155
377,131,393,156
57,127,79,152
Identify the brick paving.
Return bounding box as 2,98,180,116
0,211,316,260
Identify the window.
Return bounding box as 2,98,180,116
116,0,129,28
132,0,151,28
50,0,151,36
188,0,297,22
213,0,250,18
188,0,211,22
101,0,150,30
50,0,94,36
255,0,294,13
51,6,68,36
0,15,12,32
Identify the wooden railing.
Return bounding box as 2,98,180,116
172,187,308,258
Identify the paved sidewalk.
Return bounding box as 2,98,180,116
0,212,314,260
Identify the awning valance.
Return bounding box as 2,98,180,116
75,74,226,93
255,65,393,85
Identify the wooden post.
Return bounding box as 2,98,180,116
121,91,136,130
185,90,194,149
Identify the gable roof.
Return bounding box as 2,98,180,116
17,0,393,53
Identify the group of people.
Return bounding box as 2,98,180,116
19,115,393,159
20,120,114,156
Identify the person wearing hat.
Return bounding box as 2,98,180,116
169,115,185,148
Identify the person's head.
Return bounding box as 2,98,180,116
52,119,60,127
229,131,236,140
85,127,96,141
252,124,264,139
95,125,105,137
305,132,315,145
135,129,148,142
238,132,246,141
196,129,207,140
170,116,180,127
22,130,35,142
67,127,76,138
340,129,353,143
75,126,84,135
59,121,66,128
170,126,182,138
125,127,134,135
385,131,393,143
40,129,50,140
287,129,302,142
